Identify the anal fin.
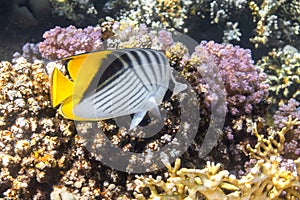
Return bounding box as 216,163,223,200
130,111,147,130
129,96,162,130
148,96,161,120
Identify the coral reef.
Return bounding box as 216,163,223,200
256,45,300,114
249,0,300,48
39,25,103,60
273,99,300,160
1,4,300,197
134,117,300,199
0,58,120,199
98,22,270,177
49,0,98,25
38,22,270,174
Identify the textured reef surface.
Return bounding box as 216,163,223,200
0,0,300,199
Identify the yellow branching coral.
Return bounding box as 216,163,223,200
112,0,191,31
134,158,237,200
249,0,285,46
156,0,186,28
247,116,300,160
134,117,300,200
134,157,300,200
256,46,300,114
249,0,300,47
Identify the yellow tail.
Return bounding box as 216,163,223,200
50,68,74,107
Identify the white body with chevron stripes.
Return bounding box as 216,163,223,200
72,48,187,130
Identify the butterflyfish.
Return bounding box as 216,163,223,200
50,48,187,130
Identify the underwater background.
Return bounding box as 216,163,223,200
0,0,299,199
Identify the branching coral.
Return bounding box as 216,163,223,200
102,0,192,31
256,46,300,114
249,0,300,48
12,43,41,63
39,25,103,60
246,116,299,161
187,40,269,117
223,21,242,43
49,0,98,25
273,99,300,159
134,117,300,199
0,58,109,199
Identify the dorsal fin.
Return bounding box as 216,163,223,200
71,51,113,99
64,51,113,81
64,54,88,81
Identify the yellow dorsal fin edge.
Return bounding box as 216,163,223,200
65,51,112,81
65,54,87,81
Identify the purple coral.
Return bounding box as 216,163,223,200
158,30,174,50
12,43,41,63
39,25,103,60
273,98,300,130
187,41,269,165
194,41,269,116
273,98,300,159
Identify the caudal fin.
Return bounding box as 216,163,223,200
50,68,74,107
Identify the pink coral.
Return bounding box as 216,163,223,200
39,25,103,60
273,98,300,159
13,43,41,63
273,98,300,130
194,41,269,116
185,41,269,174
158,30,174,50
